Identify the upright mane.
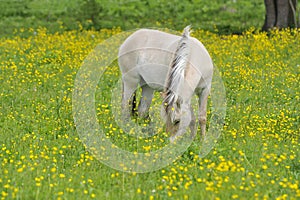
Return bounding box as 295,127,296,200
163,26,191,111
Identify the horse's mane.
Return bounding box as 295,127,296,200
163,26,191,111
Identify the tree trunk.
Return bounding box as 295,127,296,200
262,0,297,31
262,0,277,30
288,0,297,27
276,0,290,28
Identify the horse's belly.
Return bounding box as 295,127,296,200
138,64,169,91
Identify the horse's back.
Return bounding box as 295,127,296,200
119,28,213,69
118,28,213,90
119,29,179,53
118,29,180,86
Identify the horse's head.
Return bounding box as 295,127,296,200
161,92,183,135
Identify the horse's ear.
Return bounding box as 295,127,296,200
160,92,166,99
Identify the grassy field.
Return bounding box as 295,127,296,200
0,27,299,199
0,0,266,36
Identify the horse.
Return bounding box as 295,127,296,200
118,26,213,142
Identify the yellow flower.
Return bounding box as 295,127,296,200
59,173,66,178
262,165,268,170
17,167,24,173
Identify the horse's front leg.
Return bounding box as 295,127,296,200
198,87,210,138
189,105,196,139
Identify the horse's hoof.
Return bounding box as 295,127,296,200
170,136,176,143
141,126,155,137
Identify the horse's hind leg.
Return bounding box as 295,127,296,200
197,87,210,137
138,84,154,120
121,77,139,120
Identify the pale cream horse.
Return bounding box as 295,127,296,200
118,26,213,142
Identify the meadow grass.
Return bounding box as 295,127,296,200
0,0,265,36
0,27,299,199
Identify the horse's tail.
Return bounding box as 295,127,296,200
163,26,191,109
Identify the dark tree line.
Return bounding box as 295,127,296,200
262,0,298,31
